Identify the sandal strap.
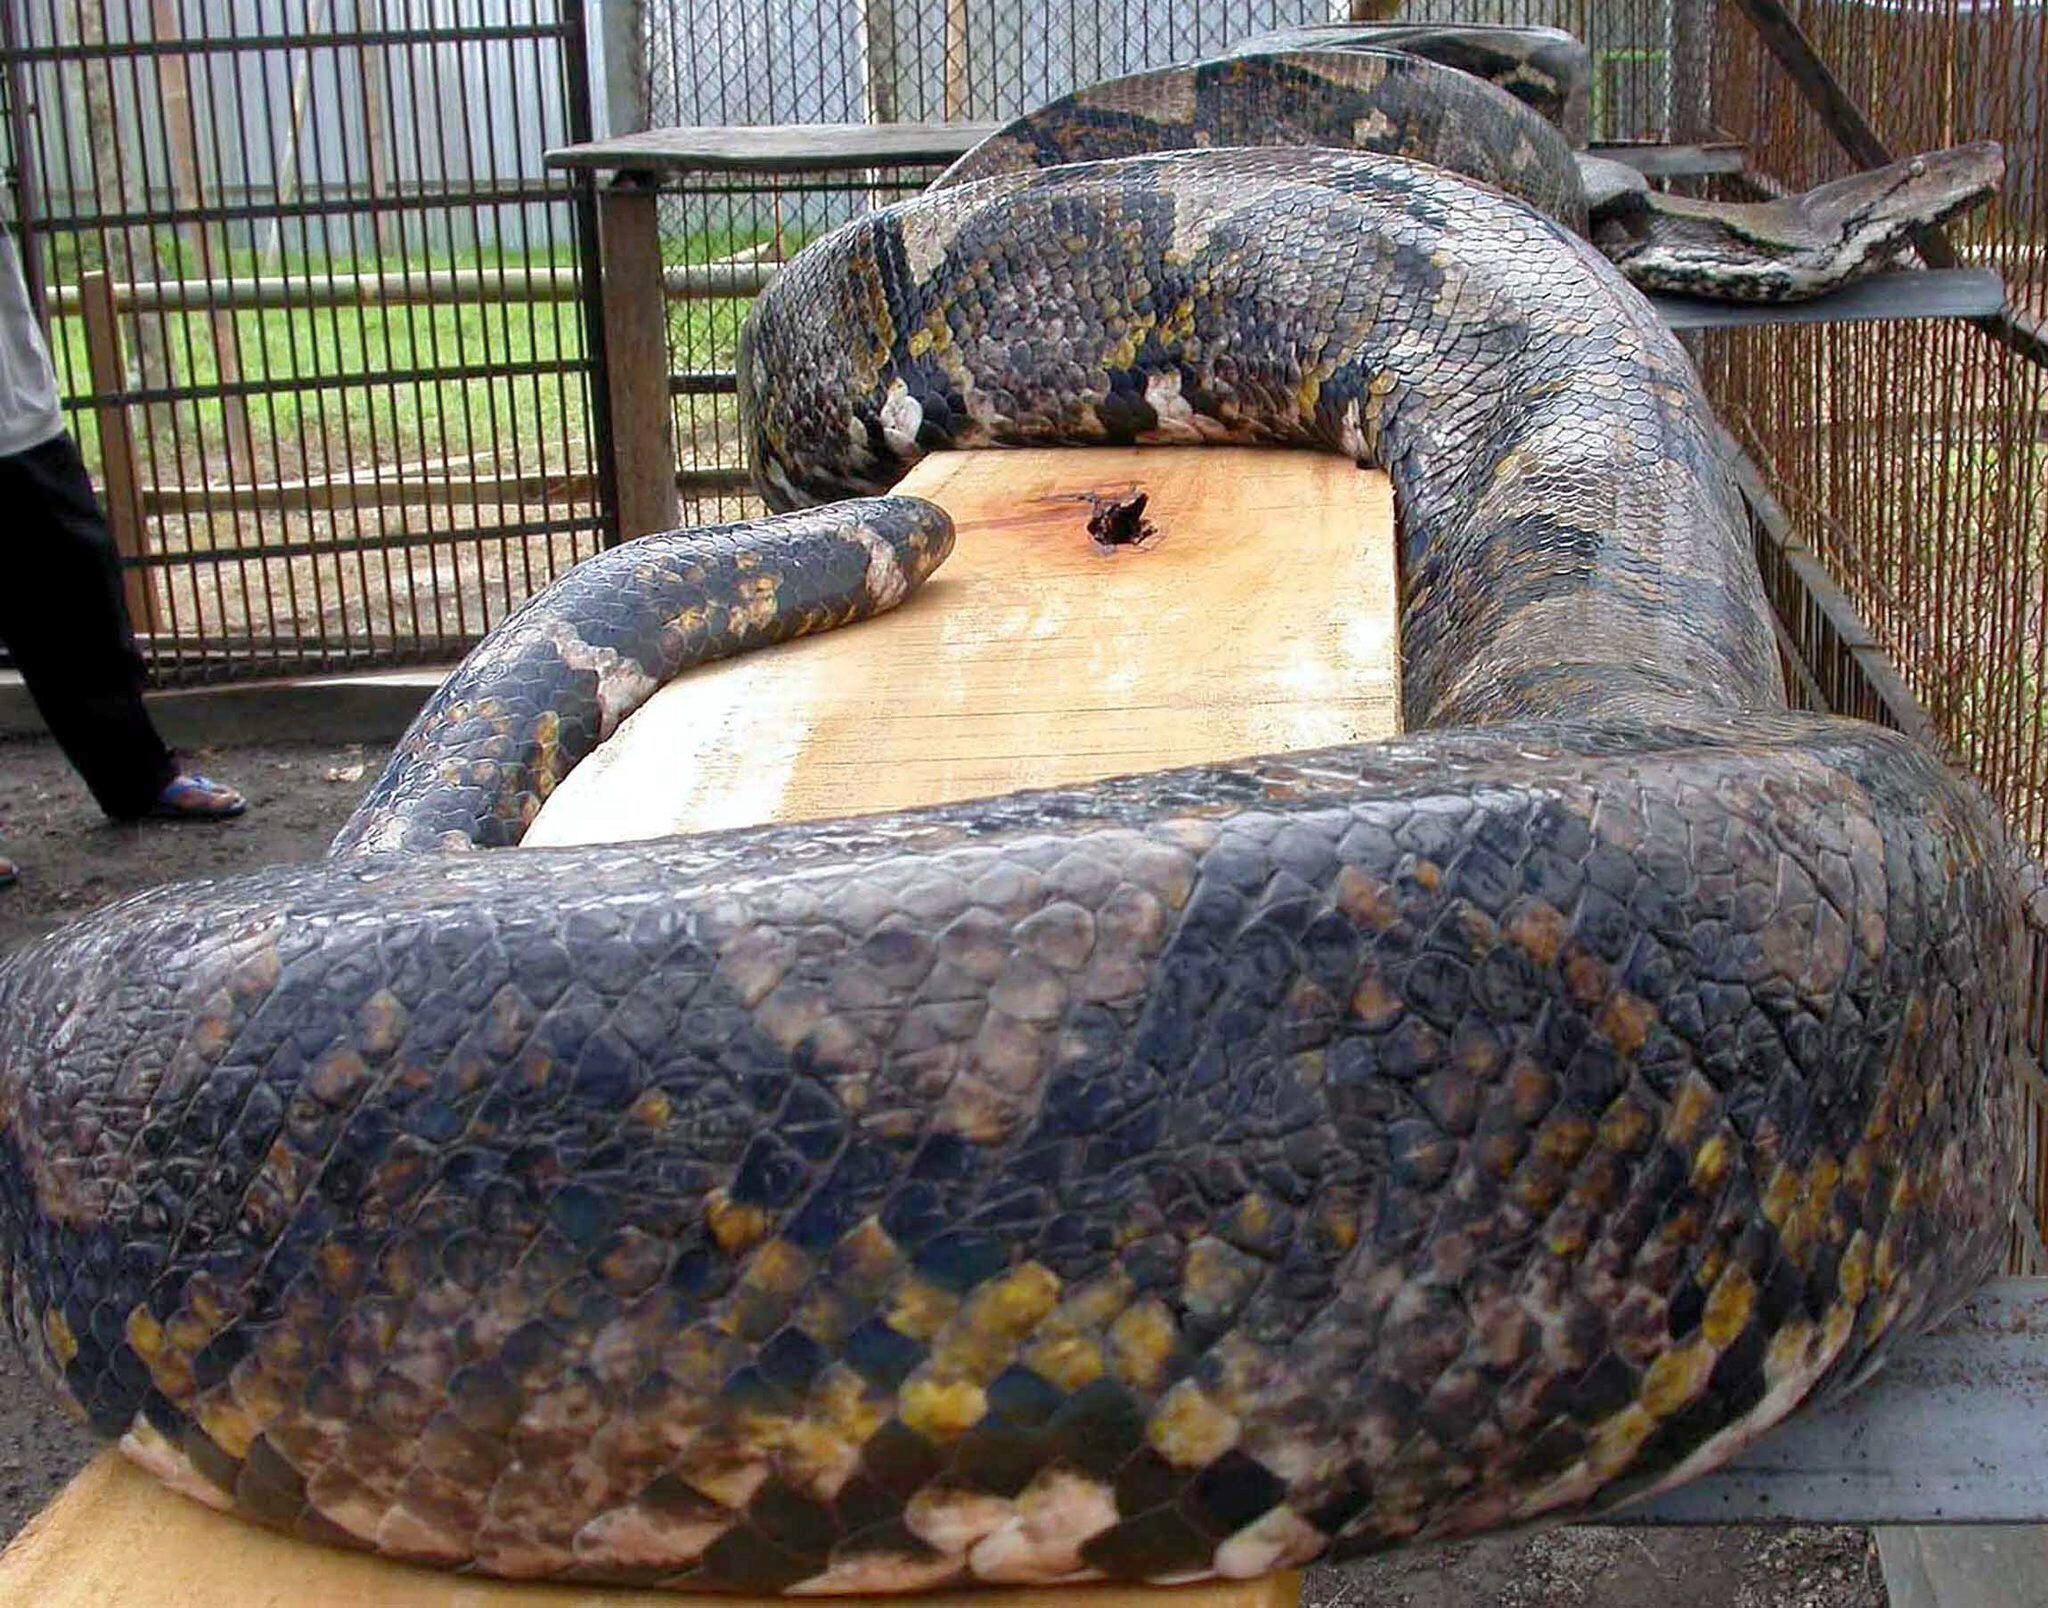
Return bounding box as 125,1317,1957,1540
152,774,247,818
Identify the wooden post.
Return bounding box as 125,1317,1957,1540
598,179,678,540
259,0,328,270
77,270,158,634
863,0,900,123
76,4,172,433
151,0,256,472
1669,0,1713,144
594,0,650,136
943,0,970,120
356,0,393,256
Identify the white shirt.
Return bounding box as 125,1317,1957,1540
0,227,65,458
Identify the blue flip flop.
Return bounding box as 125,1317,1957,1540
148,773,248,821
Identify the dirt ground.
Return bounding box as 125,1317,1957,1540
0,732,1887,1604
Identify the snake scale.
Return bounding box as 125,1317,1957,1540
0,23,2026,1598
938,37,2003,302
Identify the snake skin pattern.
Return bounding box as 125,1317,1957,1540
333,501,954,856
1226,22,1592,145
0,91,2026,1608
939,44,2003,303
932,51,1586,235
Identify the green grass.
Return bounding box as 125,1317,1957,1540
52,234,769,482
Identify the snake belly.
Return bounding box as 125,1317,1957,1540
0,142,2024,1597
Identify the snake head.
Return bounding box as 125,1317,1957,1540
1597,140,2005,301
1802,139,2005,246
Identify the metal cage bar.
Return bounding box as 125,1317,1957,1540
0,0,606,684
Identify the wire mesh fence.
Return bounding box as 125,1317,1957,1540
640,0,1686,134
0,0,607,684
1701,0,2046,855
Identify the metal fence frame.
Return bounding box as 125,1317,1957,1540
0,0,611,685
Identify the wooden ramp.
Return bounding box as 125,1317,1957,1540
525,447,1401,844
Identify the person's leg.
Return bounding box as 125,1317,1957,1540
0,432,178,818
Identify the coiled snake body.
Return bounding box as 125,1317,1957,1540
0,31,2025,1601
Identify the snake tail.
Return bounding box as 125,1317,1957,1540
333,498,954,857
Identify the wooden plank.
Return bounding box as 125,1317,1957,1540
546,124,1745,184
546,122,1004,176
525,446,1400,846
1877,1526,2048,1608
1618,1280,2048,1525
597,181,679,541
75,269,159,634
0,1451,1302,1608
1649,267,2007,330
863,0,901,122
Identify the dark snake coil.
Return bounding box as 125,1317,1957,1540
0,43,2025,1604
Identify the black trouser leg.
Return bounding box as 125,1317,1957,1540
0,432,174,819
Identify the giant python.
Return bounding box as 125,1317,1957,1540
0,24,2026,1597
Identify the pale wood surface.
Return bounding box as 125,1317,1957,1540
0,1452,1302,1608
527,447,1399,847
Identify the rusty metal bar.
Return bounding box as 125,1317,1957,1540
120,511,595,569
4,22,573,64
34,260,779,312
39,180,577,233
